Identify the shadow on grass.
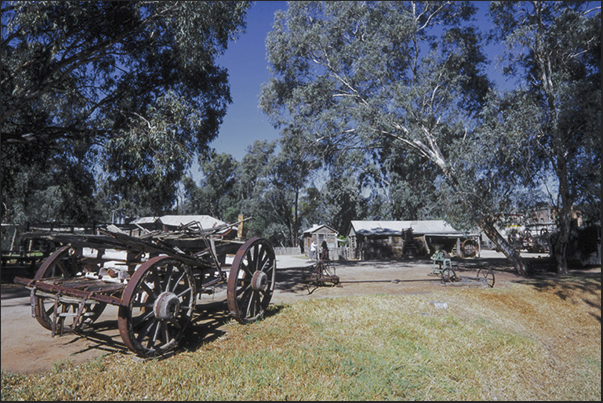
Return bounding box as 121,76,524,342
179,299,286,355
3,288,288,362
71,300,286,361
514,268,601,323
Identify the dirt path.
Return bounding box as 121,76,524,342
1,250,595,374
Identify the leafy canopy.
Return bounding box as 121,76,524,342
260,1,492,219
1,1,250,221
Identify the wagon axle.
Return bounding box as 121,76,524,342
154,292,182,322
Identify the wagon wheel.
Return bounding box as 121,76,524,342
461,239,477,257
33,245,106,333
227,237,276,323
476,267,495,288
118,257,196,357
440,267,458,283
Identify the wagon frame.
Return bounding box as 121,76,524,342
13,219,276,358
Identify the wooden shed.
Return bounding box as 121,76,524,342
347,220,480,260
302,224,338,259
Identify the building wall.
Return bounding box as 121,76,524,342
352,233,475,260
303,228,338,255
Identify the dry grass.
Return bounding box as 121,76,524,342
1,274,600,400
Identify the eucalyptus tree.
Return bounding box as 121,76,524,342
1,1,250,221
488,1,601,274
232,140,278,240
376,144,441,221
235,140,277,205
263,127,323,246
315,152,370,234
182,152,239,221
260,1,529,273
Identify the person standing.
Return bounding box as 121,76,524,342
320,240,329,261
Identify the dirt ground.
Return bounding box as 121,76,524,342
1,250,600,374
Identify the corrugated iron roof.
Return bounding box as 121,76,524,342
131,216,160,224
349,220,466,236
303,224,338,235
349,221,406,236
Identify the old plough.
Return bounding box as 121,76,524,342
13,220,276,358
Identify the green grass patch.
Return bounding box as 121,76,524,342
2,293,600,400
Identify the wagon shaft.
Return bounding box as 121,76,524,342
14,276,124,306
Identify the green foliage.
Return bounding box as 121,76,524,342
183,152,239,221
1,135,101,223
304,151,371,233
377,146,441,221
260,1,500,230
487,1,601,272
255,0,600,273
487,2,601,214
1,1,250,223
232,140,284,243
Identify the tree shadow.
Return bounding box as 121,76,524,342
515,269,601,323
275,264,311,294
0,283,31,300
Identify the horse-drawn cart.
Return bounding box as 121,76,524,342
13,220,276,358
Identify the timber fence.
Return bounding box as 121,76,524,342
274,246,351,261
273,246,302,256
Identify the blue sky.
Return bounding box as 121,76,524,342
208,1,287,162
204,1,510,170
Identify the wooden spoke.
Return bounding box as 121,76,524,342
118,256,196,357
33,246,106,332
227,238,276,324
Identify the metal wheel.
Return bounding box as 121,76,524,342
227,237,276,324
440,267,458,283
477,267,495,288
118,256,196,357
301,263,319,293
33,245,106,333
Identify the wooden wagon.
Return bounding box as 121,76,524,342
13,220,276,358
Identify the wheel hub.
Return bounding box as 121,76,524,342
251,271,268,292
154,292,181,321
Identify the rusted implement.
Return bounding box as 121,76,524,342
301,252,495,293
301,259,340,294
437,267,495,287
429,249,494,287
14,220,276,357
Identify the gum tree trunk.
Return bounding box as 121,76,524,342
478,218,527,275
